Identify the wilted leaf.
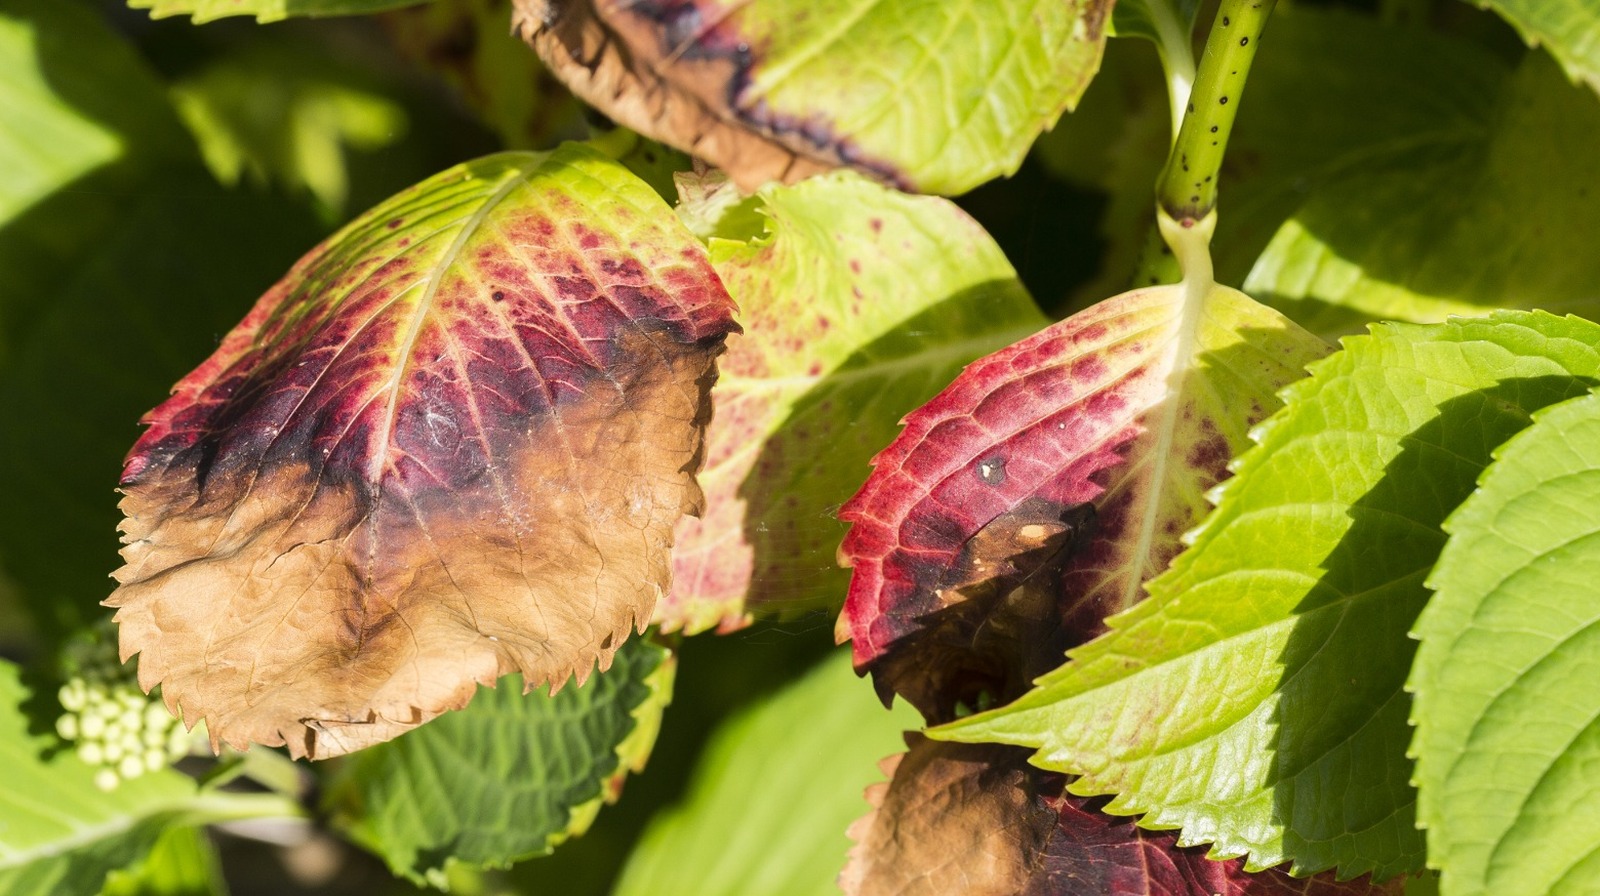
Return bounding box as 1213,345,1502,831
842,736,1401,896
938,312,1600,878
110,145,737,758
512,0,1114,195
838,249,1329,720
1411,389,1600,896
662,169,1045,634
127,0,424,24
612,649,918,896
326,637,673,885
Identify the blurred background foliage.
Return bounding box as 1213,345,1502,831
0,0,1547,891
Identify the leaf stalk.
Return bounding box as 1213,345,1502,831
1155,0,1277,224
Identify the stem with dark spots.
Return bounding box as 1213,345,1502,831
1155,0,1276,225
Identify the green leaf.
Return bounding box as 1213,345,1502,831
1029,38,1172,307
518,0,1115,195
1411,389,1600,896
0,170,324,641
1234,20,1600,336
936,312,1600,880
0,0,191,365
662,170,1047,634
101,826,226,896
170,38,407,217
127,0,424,24
1111,0,1200,47
0,660,288,896
0,0,325,640
325,637,675,886
612,649,919,896
1474,0,1600,95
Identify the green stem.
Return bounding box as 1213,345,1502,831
1155,0,1277,224
175,790,307,828
212,746,309,799
1146,0,1198,140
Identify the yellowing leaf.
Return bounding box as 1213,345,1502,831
513,0,1112,195
661,170,1045,634
109,145,737,758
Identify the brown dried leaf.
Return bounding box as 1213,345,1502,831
109,146,737,758
843,736,1406,896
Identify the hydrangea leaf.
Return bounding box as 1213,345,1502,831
109,144,737,758
0,0,190,365
842,736,1402,896
126,0,423,24
1473,0,1600,95
839,221,1329,721
0,660,285,896
1411,390,1600,896
100,826,225,896
611,649,918,896
512,0,1114,195
662,170,1046,634
1237,31,1600,336
326,637,672,886
0,2,329,642
1216,7,1504,294
938,312,1600,879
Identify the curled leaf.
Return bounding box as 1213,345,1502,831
512,0,1113,195
110,145,737,758
838,276,1329,720
842,735,1402,896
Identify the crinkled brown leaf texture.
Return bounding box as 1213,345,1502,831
512,0,1111,195
841,735,1403,896
109,145,736,758
837,280,1330,720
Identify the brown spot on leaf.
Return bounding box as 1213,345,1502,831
864,498,1096,721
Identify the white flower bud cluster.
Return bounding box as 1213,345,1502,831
54,626,191,791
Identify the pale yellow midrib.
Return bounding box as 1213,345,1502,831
369,162,540,481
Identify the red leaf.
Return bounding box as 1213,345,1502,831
109,146,737,757
837,284,1327,719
